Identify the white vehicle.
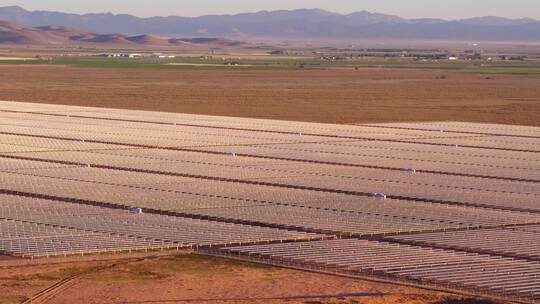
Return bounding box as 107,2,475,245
128,207,143,214
402,168,416,173
373,193,387,200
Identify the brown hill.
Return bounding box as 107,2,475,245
35,25,83,37
0,19,246,48
0,20,65,44
75,34,134,44
127,34,169,45
171,38,245,47
0,20,27,43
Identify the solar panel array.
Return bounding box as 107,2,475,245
0,100,539,302
387,225,540,259
0,195,325,258
219,239,540,301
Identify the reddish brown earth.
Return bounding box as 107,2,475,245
0,254,492,304
0,65,538,126
0,255,20,261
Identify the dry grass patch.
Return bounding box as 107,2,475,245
0,65,538,126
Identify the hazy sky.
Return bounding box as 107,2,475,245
3,0,539,19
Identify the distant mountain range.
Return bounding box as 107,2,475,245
0,19,245,47
1,6,540,41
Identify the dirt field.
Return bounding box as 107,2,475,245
0,255,20,261
0,65,539,126
0,254,495,304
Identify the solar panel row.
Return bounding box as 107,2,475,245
368,122,540,137
2,110,539,156
4,100,540,137
8,148,538,195
0,219,175,258
387,225,540,259
0,195,326,257
1,166,538,235
219,239,540,302
1,151,538,211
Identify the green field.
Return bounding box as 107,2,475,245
0,58,297,71
57,58,299,70
343,60,540,75
1,56,539,75
0,60,51,65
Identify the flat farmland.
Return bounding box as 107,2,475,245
0,65,539,125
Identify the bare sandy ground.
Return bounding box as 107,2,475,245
0,255,20,261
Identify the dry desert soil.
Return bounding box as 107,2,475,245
0,65,538,126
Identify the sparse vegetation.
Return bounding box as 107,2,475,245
0,64,538,126
1,55,540,75
0,57,298,70
0,294,27,304
435,299,498,304
85,254,274,282
6,266,86,282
